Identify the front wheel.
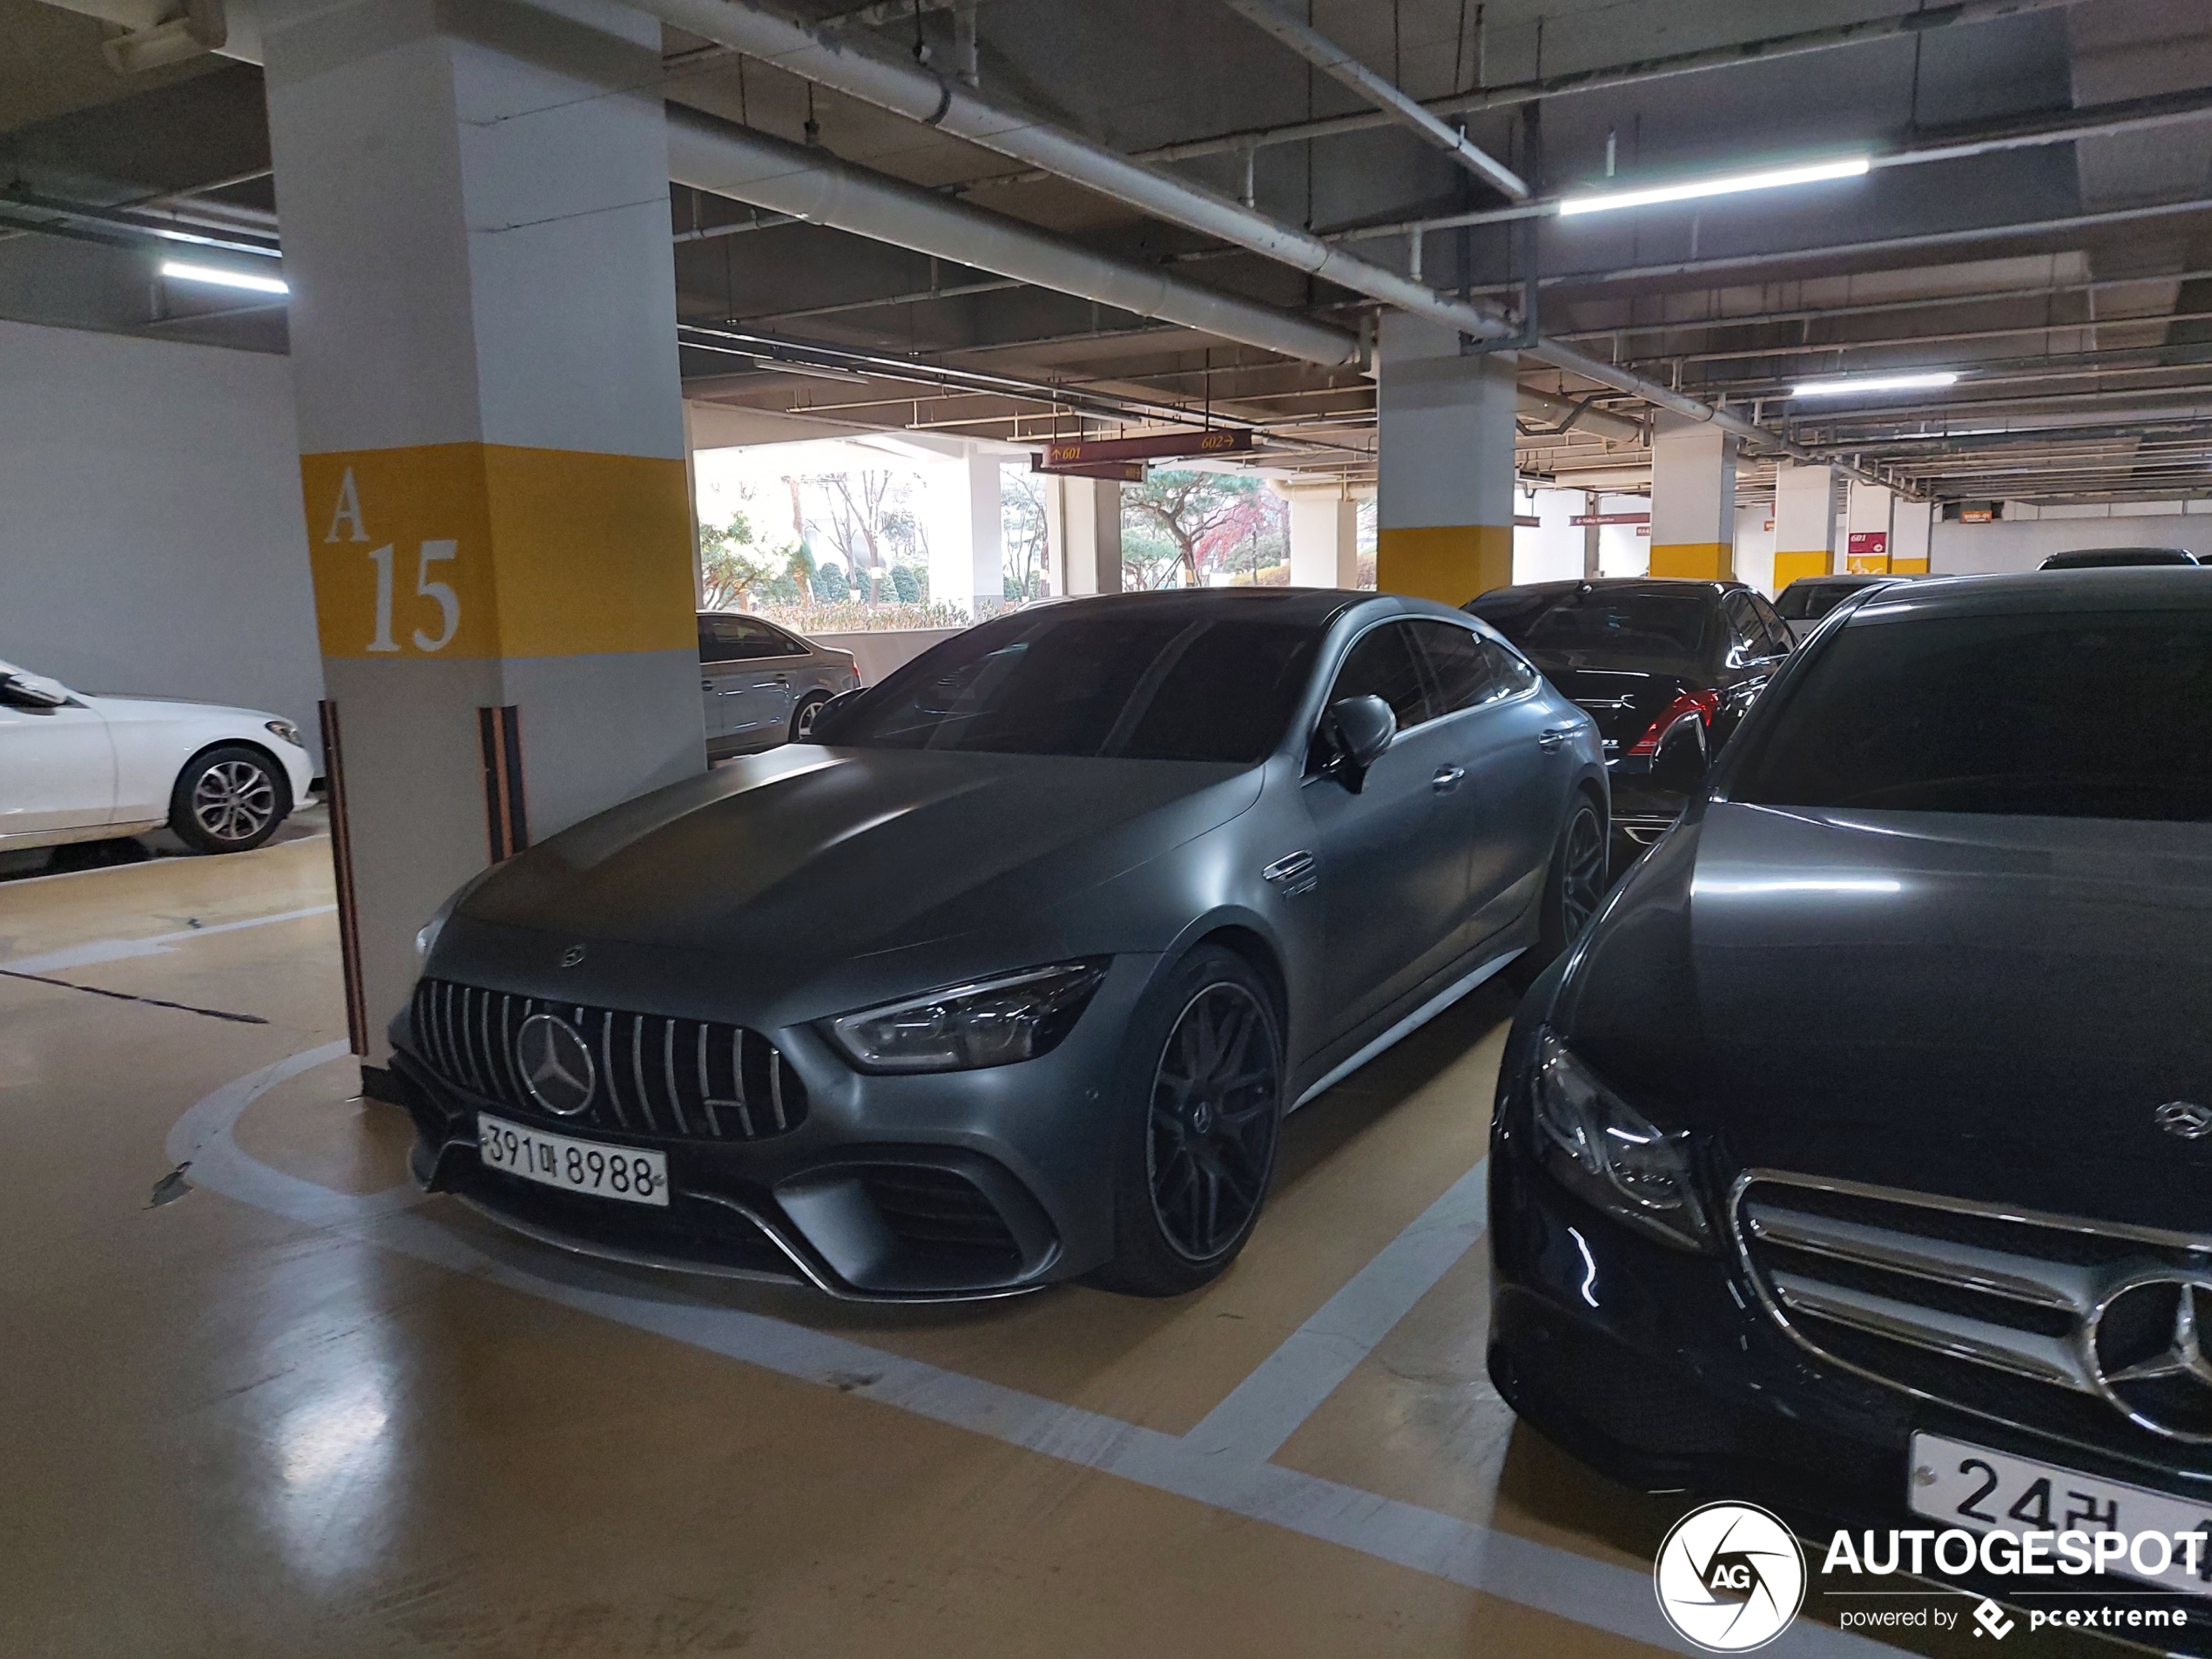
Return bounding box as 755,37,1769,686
169,745,290,853
1090,946,1285,1297
1508,796,1608,990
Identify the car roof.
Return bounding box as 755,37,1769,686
984,586,1394,630
1844,565,2212,622
1467,577,1734,603
1782,573,1889,588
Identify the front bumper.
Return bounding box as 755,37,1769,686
1487,1136,2212,1646
388,954,1159,1300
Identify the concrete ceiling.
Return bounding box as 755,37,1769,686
7,0,2212,502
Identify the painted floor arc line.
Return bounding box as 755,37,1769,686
170,1045,1898,1659
3,902,338,974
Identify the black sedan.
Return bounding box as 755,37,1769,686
390,589,1607,1300
1465,578,1793,858
1488,568,2212,1631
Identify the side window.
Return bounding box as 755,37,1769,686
1326,622,1433,732
1749,592,1793,658
1488,638,1541,697
698,616,744,664
1410,619,1507,713
1722,593,1763,663
749,621,806,658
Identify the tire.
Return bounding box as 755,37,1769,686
1089,945,1285,1297
1507,794,1608,991
169,744,290,854
789,693,831,743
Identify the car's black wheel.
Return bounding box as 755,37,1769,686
1090,946,1285,1297
789,693,831,742
1509,795,1608,990
169,744,290,854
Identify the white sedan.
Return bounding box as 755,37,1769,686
0,659,317,856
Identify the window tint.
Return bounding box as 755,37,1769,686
815,611,1318,764
698,616,745,664
1408,621,1501,712
1777,580,1877,622
1748,592,1793,658
1730,610,2212,820
1491,638,1541,697
1722,592,1763,661
1469,586,1712,667
1328,622,1433,731
751,621,806,657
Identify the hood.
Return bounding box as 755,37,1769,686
455,744,1260,973
1531,660,1702,752
84,691,286,726
1558,802,2212,1231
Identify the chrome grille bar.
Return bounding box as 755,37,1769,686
1769,1271,2093,1391
663,1018,689,1136
1745,1204,2096,1312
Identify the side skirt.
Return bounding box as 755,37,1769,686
1288,947,1523,1113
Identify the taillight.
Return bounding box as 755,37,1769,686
1626,688,1720,757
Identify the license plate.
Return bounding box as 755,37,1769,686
476,1112,668,1208
1911,1432,2212,1595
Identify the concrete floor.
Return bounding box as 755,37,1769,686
0,834,2046,1658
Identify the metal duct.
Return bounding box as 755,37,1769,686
665,108,1361,368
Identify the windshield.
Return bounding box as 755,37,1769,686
1730,609,2212,819
1776,582,1874,621
1467,587,1711,668
814,610,1319,763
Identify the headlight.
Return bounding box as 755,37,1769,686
413,867,493,961
1529,1029,1710,1251
826,961,1108,1073
266,718,302,746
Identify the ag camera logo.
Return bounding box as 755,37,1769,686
1655,1501,1808,1651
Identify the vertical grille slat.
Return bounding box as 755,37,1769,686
409,978,806,1142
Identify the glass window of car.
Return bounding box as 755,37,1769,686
1490,637,1541,696
1748,591,1793,658
1721,592,1765,663
1470,586,1713,668
1327,621,1434,732
702,615,804,661
1729,608,2212,820
815,610,1320,764
1409,619,1531,712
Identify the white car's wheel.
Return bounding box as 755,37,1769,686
169,745,290,854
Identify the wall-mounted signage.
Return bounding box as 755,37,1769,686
1569,512,1651,527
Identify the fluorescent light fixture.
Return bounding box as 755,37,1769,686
1559,156,1870,216
159,260,289,296
1790,370,1959,398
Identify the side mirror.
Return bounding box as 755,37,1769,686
1319,694,1396,792
801,686,865,742
1651,726,1710,795
0,673,69,711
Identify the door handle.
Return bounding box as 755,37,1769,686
1537,727,1573,752
1431,765,1466,792
701,679,714,691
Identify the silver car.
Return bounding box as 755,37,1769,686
698,613,860,759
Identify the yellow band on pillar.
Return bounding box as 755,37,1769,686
1889,558,1930,574
1771,550,1830,588
1649,541,1734,580
302,443,696,661
1376,523,1514,605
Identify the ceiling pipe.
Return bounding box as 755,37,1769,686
666,107,1363,368
1214,0,1528,199
637,0,1525,347
1140,0,2087,164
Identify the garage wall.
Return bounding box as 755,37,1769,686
0,320,323,761
1932,505,2212,573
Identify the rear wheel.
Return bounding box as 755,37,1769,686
1509,796,1608,990
1090,946,1285,1297
790,693,831,742
170,745,289,854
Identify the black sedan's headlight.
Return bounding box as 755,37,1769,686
1529,1029,1711,1251
825,961,1109,1073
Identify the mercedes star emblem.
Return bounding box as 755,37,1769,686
2087,1275,2212,1442
515,1012,596,1116
560,942,587,968
2155,1100,2212,1139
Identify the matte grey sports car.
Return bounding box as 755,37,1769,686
389,588,1608,1299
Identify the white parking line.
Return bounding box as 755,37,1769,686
171,1044,1893,1658
1,904,337,974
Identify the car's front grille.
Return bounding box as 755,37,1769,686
410,977,808,1143
1734,1171,2212,1478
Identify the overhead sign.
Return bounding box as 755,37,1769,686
1570,512,1650,527
1030,459,1147,482
1038,429,1255,468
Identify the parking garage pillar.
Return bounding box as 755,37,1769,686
1284,484,1359,588
1375,313,1517,604
1892,497,1933,574
1772,462,1838,590
1649,414,1738,580
1051,475,1123,596
260,0,702,1069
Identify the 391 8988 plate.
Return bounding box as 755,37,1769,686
476,1112,669,1208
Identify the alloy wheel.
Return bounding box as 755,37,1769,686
192,759,278,846
794,698,824,738
1561,805,1608,939
1145,981,1281,1262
